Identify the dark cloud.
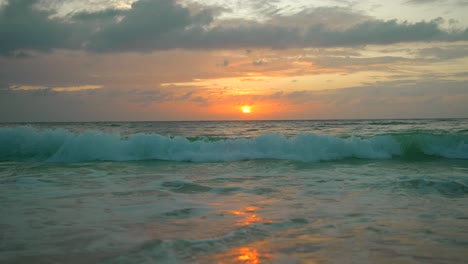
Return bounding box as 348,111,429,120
176,91,193,101
305,19,462,46
1,0,468,56
85,0,200,51
0,0,71,55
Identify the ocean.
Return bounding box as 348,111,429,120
1,119,467,263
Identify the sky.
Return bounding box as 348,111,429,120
0,0,468,121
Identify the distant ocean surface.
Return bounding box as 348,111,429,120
1,119,468,263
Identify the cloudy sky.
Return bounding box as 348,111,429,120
1,0,467,121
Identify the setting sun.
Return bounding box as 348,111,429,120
241,106,251,113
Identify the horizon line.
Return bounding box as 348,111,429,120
1,117,467,124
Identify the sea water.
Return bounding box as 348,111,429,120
0,119,467,263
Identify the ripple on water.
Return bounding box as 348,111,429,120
162,208,200,218
395,178,468,198
160,181,212,193
102,225,270,263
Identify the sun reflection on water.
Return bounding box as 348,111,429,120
192,206,274,262
206,245,272,264
224,206,272,227
237,247,260,263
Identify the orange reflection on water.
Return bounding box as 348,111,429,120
237,247,260,263
206,245,272,264
225,206,272,227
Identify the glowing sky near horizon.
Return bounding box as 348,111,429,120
0,0,467,121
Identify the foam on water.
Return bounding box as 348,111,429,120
1,126,467,162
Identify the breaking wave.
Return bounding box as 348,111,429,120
1,127,467,162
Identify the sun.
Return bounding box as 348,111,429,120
241,106,251,114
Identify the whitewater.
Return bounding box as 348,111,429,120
1,119,467,263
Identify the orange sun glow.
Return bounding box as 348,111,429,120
241,106,251,113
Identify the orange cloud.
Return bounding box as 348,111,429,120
9,85,48,91
52,85,103,92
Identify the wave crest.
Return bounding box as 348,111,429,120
0,127,467,162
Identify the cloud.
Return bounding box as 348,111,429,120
406,0,443,4
252,60,265,66
265,7,370,30
238,79,468,118
37,0,137,16
2,78,468,121
8,84,103,92
126,88,173,105
0,0,72,56
415,45,468,60
406,0,468,5
9,85,48,91
307,55,411,72
85,0,203,51
452,71,468,77
1,0,468,56
305,19,465,46
51,85,103,92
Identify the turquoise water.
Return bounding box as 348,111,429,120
1,119,468,263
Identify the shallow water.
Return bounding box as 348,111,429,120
1,119,468,263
